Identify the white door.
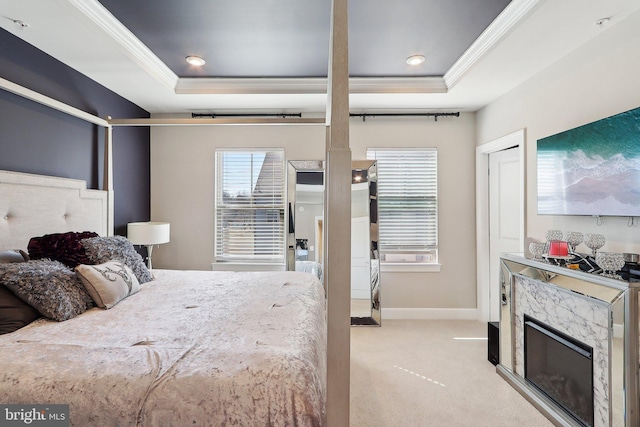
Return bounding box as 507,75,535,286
351,216,371,300
489,147,521,321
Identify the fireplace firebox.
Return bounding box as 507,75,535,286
524,315,594,427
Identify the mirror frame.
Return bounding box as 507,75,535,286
287,160,380,326
287,160,325,278
351,160,380,326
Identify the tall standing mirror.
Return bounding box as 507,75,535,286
350,160,380,325
287,160,380,326
287,161,325,282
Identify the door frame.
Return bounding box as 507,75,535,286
476,129,526,322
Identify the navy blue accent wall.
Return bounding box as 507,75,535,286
0,28,150,236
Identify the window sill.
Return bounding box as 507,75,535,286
211,262,286,272
380,263,441,273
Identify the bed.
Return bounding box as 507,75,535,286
0,170,326,426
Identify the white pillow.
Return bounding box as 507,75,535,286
75,261,140,309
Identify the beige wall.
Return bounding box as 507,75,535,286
150,125,326,270
476,10,640,255
150,113,478,313
350,115,477,311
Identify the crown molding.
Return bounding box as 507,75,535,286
350,77,447,94
175,76,447,95
176,78,327,94
69,0,178,90
444,0,541,89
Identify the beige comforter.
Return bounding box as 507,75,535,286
0,270,326,426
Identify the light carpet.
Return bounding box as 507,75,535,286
350,319,554,427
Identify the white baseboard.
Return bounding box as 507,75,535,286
382,308,478,320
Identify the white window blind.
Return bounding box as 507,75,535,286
215,150,285,262
367,149,438,264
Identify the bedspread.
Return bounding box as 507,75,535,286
0,269,326,426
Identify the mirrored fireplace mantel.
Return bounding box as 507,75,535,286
498,253,639,427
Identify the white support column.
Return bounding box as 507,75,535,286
325,0,351,425
103,124,114,236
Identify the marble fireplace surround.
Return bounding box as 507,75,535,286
498,254,638,427
514,275,609,426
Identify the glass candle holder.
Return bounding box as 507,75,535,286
529,242,546,260
595,252,625,276
545,229,564,242
564,231,583,253
584,233,605,257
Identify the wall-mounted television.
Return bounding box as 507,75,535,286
537,106,640,216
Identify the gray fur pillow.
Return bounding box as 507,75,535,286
81,236,153,284
0,260,94,321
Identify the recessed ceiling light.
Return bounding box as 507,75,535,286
185,56,206,66
406,55,425,66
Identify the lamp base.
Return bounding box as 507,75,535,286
145,244,154,269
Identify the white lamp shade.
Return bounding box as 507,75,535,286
127,222,170,245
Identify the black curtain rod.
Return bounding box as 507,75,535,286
192,111,459,121
349,112,460,122
192,113,302,118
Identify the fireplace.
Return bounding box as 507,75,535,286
524,315,594,427
499,255,634,426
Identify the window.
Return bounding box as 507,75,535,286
215,149,285,263
367,149,438,265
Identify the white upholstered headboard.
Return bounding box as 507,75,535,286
0,170,108,251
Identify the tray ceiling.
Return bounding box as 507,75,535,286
98,0,510,79
1,0,639,113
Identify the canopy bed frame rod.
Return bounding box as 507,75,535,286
0,76,114,236
108,117,324,126
350,111,460,122
192,113,303,118
0,77,109,127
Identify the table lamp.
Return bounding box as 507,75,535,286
127,221,170,269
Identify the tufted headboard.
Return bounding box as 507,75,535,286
0,170,108,252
